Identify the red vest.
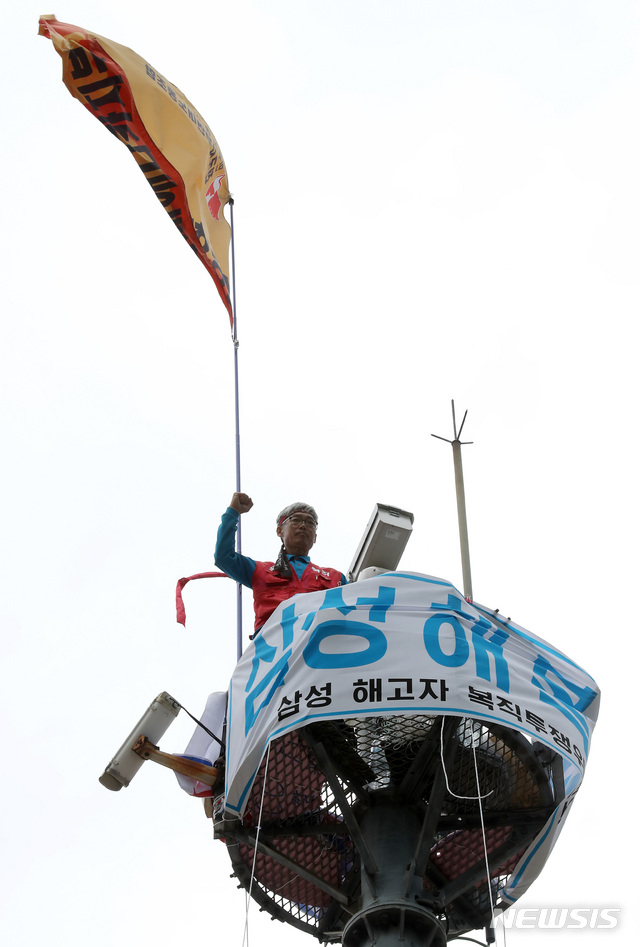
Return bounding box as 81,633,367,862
252,560,344,630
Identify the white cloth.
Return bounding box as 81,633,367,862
176,690,227,796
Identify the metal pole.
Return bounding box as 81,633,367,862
342,802,446,947
431,401,474,602
229,198,243,660
452,437,472,601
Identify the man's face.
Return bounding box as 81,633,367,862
277,512,317,557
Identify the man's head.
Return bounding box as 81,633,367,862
276,502,318,557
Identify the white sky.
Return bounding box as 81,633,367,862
2,2,638,945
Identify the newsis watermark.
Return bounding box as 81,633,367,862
496,906,621,932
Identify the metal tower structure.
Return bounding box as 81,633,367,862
217,711,562,945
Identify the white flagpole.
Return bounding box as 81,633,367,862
229,198,243,660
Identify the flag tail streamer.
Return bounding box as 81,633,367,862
39,15,233,322
176,572,228,626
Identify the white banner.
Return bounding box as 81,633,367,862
226,572,599,821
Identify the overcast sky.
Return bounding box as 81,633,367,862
2,2,638,945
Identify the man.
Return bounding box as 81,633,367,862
215,491,347,632
177,494,345,801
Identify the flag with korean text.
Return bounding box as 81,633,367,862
39,15,232,322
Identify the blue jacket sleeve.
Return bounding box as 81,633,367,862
214,508,257,589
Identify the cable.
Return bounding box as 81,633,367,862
471,733,497,945
175,700,225,751
439,718,497,946
439,718,493,800
242,741,271,947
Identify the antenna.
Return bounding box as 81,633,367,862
432,400,473,601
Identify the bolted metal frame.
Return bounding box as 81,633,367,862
219,712,562,945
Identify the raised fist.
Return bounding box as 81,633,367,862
230,492,254,514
